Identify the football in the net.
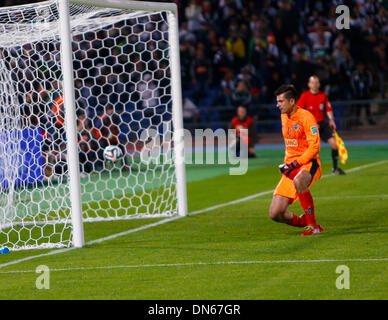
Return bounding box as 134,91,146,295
103,145,123,163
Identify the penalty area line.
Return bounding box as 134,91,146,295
0,159,387,270
0,257,387,274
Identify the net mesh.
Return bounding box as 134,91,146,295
0,0,177,250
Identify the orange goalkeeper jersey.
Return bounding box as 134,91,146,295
281,107,320,165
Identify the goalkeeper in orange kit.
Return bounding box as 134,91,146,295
269,84,323,235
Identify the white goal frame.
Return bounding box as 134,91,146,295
58,0,188,248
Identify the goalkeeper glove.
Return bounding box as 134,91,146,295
279,160,300,177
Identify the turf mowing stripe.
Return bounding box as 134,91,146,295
1,159,387,270
0,257,387,274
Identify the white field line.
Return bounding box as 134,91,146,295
0,257,387,274
0,159,387,270
343,160,388,173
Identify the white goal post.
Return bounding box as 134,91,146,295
0,0,188,250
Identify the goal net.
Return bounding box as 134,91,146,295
0,0,187,251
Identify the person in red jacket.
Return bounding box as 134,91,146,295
297,75,345,175
229,105,257,158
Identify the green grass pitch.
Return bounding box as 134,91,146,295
0,144,387,299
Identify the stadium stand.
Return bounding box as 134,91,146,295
1,0,388,136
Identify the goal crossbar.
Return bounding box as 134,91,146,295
70,0,178,14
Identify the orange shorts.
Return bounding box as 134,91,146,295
273,159,321,204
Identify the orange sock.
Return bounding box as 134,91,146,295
298,190,316,225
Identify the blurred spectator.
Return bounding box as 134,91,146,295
272,17,287,52
248,29,268,74
179,23,196,43
290,53,315,93
225,29,246,70
350,62,376,125
265,32,280,74
373,41,388,98
220,69,235,92
180,40,195,90
308,28,332,57
200,1,218,26
361,17,378,60
215,87,234,110
338,48,355,84
185,0,203,33
182,97,200,124
236,65,255,84
277,0,299,42
266,71,283,102
249,87,266,120
327,65,343,100
375,6,388,32
229,105,257,158
365,0,380,17
232,80,252,107
191,46,212,103
332,37,347,70
306,10,325,33
312,32,331,59
292,38,311,60
213,39,234,83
